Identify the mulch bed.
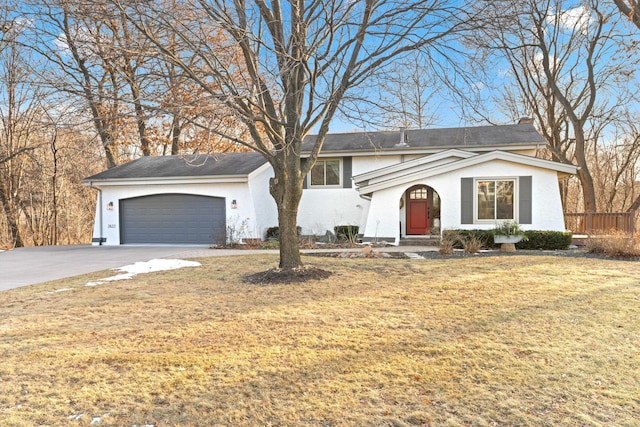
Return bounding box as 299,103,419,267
244,265,333,285
308,248,639,261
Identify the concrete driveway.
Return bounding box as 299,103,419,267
0,245,276,291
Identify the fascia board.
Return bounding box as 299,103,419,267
356,151,577,195
83,175,249,187
353,149,478,183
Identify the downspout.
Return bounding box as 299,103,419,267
94,183,104,246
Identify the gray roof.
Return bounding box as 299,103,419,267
84,152,268,181
85,124,544,181
302,123,545,152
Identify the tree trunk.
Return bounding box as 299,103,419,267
128,76,151,156
269,147,304,270
0,179,23,248
573,128,598,212
103,139,118,169
170,114,181,155
628,194,640,212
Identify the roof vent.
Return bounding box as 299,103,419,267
394,127,410,147
518,117,534,125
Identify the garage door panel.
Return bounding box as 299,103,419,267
120,194,225,244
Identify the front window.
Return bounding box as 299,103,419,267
477,179,515,220
310,159,341,187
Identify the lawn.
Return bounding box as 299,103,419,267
0,254,638,426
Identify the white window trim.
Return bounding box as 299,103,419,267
473,177,519,223
308,158,343,188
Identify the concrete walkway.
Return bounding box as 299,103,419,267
0,244,437,291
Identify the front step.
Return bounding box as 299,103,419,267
399,237,441,247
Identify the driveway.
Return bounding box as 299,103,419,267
0,245,276,291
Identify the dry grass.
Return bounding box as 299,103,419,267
1,255,639,426
585,231,640,258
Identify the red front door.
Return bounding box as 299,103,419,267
406,186,429,235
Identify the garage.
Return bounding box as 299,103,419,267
119,193,226,245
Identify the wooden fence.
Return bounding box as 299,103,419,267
564,211,637,235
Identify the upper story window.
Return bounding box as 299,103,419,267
476,179,515,221
310,159,342,187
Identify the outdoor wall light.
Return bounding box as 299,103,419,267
107,201,114,211
231,199,237,209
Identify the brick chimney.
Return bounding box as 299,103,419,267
518,117,534,125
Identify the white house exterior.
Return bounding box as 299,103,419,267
84,123,578,246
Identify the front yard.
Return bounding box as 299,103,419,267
0,254,638,426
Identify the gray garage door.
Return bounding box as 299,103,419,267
120,194,225,244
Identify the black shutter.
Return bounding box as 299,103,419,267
342,157,352,188
461,178,474,224
301,158,308,189
519,176,532,224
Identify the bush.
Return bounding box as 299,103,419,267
441,230,489,252
439,231,457,255
461,233,485,253
442,229,572,250
516,231,573,250
585,232,640,258
265,226,301,240
443,229,493,249
334,225,360,243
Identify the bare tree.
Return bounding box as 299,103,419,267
471,0,629,212
345,51,442,130
0,12,45,247
110,0,475,270
613,0,640,29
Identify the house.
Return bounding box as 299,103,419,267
83,121,578,246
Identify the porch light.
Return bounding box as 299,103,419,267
107,201,114,211
231,199,237,209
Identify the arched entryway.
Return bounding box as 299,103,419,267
404,185,440,235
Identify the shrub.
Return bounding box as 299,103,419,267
441,230,487,253
265,226,301,240
461,233,485,253
443,229,493,249
334,225,360,243
516,231,573,250
443,229,572,250
261,239,280,249
585,232,640,258
439,231,457,255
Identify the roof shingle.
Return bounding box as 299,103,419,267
85,152,267,181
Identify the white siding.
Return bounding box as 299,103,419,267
248,165,278,238
90,155,569,245
360,159,567,244
92,182,258,245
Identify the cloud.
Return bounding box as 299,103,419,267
548,5,595,33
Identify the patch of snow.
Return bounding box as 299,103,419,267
85,259,200,287
90,417,101,424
